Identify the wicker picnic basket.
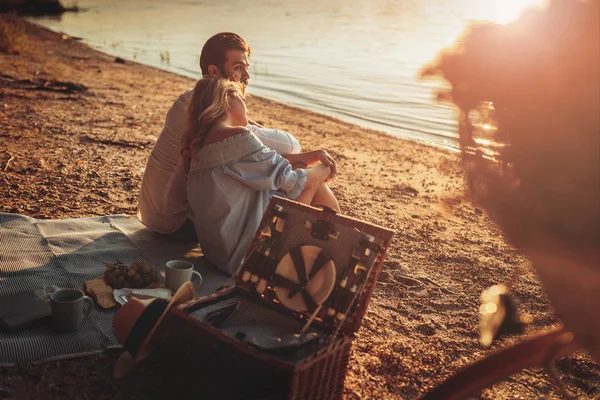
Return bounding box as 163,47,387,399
161,197,394,399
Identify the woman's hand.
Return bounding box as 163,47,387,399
306,164,332,188
315,150,337,180
283,149,337,180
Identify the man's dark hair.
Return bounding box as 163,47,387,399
199,32,251,76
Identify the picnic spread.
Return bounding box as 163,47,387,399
1,197,395,399
0,212,230,366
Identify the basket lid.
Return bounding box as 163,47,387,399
235,196,394,335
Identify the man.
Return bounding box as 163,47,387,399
137,32,304,238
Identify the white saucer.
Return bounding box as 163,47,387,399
113,287,172,306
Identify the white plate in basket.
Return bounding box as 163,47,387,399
273,245,336,312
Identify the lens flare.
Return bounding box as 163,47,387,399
490,0,546,24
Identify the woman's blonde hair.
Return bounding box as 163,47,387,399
181,77,245,174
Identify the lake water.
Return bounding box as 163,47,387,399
29,0,543,149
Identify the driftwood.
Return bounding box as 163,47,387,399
0,0,77,16
0,74,88,93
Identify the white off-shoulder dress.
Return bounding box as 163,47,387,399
187,130,307,276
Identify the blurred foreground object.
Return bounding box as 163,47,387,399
421,0,600,361
479,284,526,347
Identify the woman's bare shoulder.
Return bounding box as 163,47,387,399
204,126,250,146
221,126,250,138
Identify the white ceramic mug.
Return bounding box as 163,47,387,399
50,289,94,332
165,260,203,292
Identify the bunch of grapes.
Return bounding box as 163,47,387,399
103,260,159,289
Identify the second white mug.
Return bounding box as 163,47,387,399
165,260,203,292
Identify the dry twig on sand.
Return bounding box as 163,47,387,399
4,154,15,171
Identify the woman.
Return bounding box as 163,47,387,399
182,77,340,276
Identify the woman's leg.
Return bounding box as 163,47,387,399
296,182,340,213
311,183,340,212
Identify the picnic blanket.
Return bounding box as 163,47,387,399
0,212,231,366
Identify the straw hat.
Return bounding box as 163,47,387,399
112,281,196,379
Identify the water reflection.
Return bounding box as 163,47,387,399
29,0,546,148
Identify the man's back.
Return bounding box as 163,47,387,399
138,89,194,234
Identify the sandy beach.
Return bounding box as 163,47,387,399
1,17,598,399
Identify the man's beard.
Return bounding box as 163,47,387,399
239,79,249,96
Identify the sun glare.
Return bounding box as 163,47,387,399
490,0,546,24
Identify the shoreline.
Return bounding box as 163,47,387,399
1,16,598,399
28,19,461,152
